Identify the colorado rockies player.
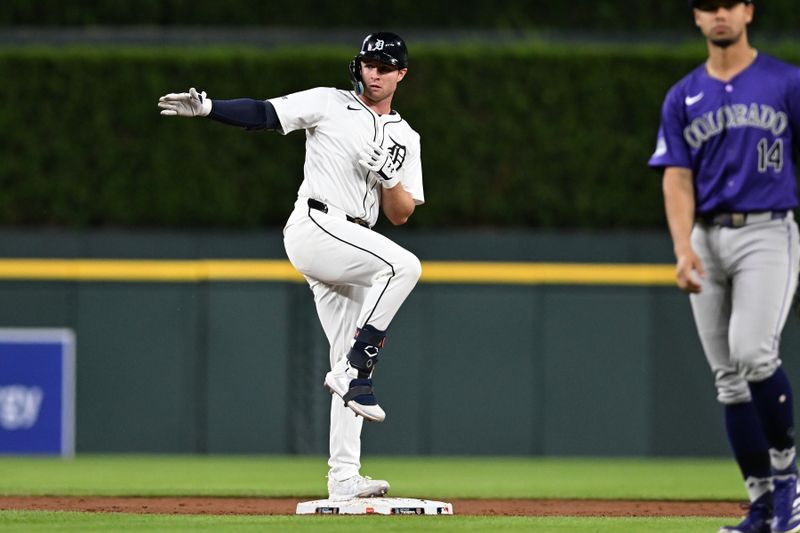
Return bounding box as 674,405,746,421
158,32,423,501
649,1,800,532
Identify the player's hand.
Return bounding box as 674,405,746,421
675,250,704,294
158,88,212,117
358,140,400,188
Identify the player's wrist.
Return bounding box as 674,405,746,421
673,244,694,258
378,171,400,188
199,98,212,117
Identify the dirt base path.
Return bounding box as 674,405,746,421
0,496,745,517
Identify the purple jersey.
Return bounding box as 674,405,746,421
648,53,800,214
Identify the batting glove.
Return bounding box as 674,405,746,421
358,140,400,189
158,87,212,117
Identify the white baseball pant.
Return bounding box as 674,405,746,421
283,197,421,480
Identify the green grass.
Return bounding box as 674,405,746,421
0,511,732,533
0,455,748,532
0,455,743,500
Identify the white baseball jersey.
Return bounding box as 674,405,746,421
269,87,424,227
276,87,424,482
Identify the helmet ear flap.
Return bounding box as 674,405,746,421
349,57,364,95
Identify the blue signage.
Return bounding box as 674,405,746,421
0,329,75,455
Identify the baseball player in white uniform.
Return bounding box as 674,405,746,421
158,32,423,500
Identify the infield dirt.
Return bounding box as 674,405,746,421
0,496,745,516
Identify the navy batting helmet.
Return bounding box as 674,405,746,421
689,0,752,8
349,32,408,95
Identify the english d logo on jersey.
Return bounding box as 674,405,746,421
387,136,406,170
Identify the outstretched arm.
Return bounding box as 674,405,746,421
158,88,281,131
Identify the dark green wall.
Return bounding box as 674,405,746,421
3,0,799,32
2,229,793,457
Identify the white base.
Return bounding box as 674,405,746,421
296,497,454,515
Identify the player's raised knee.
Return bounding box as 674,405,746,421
398,252,422,283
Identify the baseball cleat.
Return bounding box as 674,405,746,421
327,474,390,501
324,363,385,422
772,473,800,533
717,491,772,533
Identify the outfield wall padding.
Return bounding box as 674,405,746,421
2,229,797,456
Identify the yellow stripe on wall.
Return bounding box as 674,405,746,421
0,259,676,286
0,259,303,282
421,262,675,285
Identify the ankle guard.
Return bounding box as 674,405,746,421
346,325,386,377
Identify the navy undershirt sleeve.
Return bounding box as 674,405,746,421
207,99,281,131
